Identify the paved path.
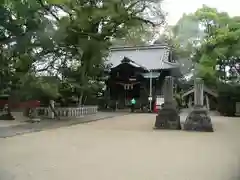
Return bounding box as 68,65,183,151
0,112,128,138
0,114,240,180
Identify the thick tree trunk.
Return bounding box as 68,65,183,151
83,96,87,104
49,100,60,120
78,92,83,106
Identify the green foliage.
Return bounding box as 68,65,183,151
112,25,158,46
164,5,239,86
0,0,59,102
18,75,60,101
0,0,165,105
51,0,164,104
185,5,240,116
159,13,204,76
190,5,240,85
47,0,69,4
172,13,204,47
217,83,240,116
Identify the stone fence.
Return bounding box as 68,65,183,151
36,106,98,119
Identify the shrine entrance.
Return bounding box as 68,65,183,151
116,79,141,106
107,57,146,109
104,45,181,111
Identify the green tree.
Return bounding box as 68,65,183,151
155,14,202,76
48,0,165,104
172,13,204,48
0,0,166,107
192,5,240,85
111,25,159,46
0,0,57,99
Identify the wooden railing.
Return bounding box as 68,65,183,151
36,106,98,119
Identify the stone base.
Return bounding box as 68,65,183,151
184,106,213,132
154,103,181,130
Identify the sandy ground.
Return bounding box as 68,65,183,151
0,113,240,180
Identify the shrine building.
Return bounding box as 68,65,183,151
104,44,181,109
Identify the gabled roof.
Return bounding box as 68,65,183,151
182,86,218,98
107,45,179,70
120,57,148,70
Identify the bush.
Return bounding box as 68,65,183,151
217,83,240,116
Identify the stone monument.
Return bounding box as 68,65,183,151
154,76,181,130
183,78,213,132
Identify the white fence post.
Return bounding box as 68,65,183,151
36,106,98,119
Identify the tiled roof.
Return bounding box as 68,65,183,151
108,45,179,70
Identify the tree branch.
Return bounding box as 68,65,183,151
132,17,157,26
37,0,60,21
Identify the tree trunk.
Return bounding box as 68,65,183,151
83,95,87,104
78,92,84,106
49,100,60,120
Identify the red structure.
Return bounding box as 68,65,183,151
153,102,158,113
0,100,40,109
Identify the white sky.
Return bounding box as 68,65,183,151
162,0,240,25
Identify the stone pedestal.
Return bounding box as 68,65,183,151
184,106,213,132
155,103,181,130
154,76,181,130
183,78,213,132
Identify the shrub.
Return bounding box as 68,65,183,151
217,83,240,116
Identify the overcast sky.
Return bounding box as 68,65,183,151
162,0,240,25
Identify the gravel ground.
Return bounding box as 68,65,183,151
0,113,240,180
